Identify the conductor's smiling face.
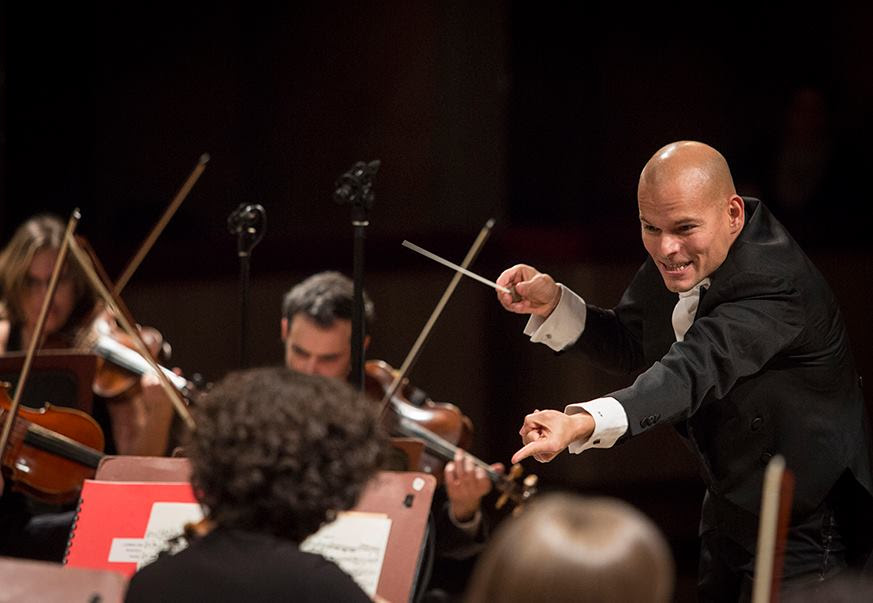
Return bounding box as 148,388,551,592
637,142,744,293
638,185,743,293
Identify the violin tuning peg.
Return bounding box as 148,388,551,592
495,492,509,511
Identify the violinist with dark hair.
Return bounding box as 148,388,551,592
0,214,177,561
281,272,502,598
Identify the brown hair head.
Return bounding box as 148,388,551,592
0,214,96,341
466,493,674,603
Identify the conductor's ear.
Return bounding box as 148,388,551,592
728,195,744,233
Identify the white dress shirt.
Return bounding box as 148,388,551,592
672,278,710,342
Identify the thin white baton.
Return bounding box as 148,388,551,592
402,240,521,301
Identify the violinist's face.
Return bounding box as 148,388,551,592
21,249,76,336
282,314,353,379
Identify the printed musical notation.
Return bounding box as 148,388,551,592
300,512,393,596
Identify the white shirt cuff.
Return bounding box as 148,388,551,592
564,397,628,453
522,284,587,352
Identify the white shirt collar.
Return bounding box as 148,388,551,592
672,278,711,341
678,277,711,299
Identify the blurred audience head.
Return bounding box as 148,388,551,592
465,492,674,603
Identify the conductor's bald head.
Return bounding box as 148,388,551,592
637,141,745,292
639,140,737,204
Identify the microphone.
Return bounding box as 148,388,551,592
227,203,266,257
227,203,265,235
333,160,380,209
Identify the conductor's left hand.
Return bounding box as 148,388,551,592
511,409,594,464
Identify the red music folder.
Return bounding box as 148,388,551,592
63,480,200,577
64,471,436,602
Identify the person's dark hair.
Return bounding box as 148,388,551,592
0,214,97,338
465,493,674,603
281,271,374,331
188,367,387,543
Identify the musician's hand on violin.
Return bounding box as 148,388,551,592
445,449,503,523
496,264,561,318
512,409,594,464
126,373,175,456
140,372,175,416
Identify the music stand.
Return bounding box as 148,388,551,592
354,471,436,602
92,457,436,602
95,442,426,481
96,455,192,482
0,557,126,603
0,350,97,414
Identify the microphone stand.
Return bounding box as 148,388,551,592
227,203,266,368
334,160,380,390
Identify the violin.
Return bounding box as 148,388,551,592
0,383,104,504
365,359,473,475
84,312,201,402
365,360,537,511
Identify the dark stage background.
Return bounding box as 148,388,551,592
2,3,872,599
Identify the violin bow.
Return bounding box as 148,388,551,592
379,218,496,413
752,455,795,603
113,153,210,296
66,232,196,431
73,235,140,338
66,153,209,338
0,210,82,461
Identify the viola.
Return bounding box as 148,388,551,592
365,360,537,511
0,384,104,504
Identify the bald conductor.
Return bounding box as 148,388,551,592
497,141,873,601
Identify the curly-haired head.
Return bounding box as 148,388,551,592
188,367,387,543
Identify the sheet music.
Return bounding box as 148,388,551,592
300,512,392,597
137,502,204,569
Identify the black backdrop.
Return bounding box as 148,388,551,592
2,3,871,599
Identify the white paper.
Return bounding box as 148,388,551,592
300,512,392,597
137,502,205,569
108,538,144,563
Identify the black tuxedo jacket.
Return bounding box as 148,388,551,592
571,199,873,525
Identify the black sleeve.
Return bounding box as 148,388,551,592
611,272,804,438
433,496,488,561
567,261,659,374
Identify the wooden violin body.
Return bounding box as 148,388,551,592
365,359,537,511
365,359,472,476
85,312,201,403
0,384,104,504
